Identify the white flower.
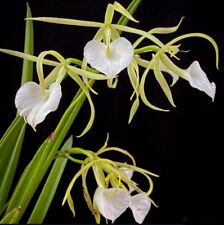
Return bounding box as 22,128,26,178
120,168,152,224
84,37,134,77
129,193,151,224
184,61,216,101
94,187,130,223
161,59,216,101
94,167,151,224
94,187,151,224
15,81,62,130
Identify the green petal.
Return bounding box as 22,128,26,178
67,193,75,217
113,2,139,23
67,65,110,80
149,17,184,34
128,98,140,124
154,60,176,107
139,56,169,112
66,69,95,137
27,17,103,28
0,49,58,66
166,32,219,69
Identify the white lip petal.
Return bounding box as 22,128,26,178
84,37,134,77
185,61,216,101
94,187,129,223
15,82,62,130
15,82,43,117
129,193,151,224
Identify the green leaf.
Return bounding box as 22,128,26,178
27,136,73,224
0,3,34,216
0,206,22,224
4,138,50,222
0,117,25,215
21,3,34,85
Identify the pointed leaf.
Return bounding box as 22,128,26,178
21,3,34,85
27,136,72,223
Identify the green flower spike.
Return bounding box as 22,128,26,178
61,135,158,224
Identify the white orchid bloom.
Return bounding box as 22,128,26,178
84,37,134,77
93,168,151,224
63,138,157,224
94,186,151,224
160,57,216,101
94,187,130,223
15,81,62,130
184,61,216,101
120,167,151,224
129,193,151,224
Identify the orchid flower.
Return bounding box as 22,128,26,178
93,167,152,224
21,3,220,126
61,135,158,223
14,50,66,130
27,1,167,89
84,37,134,77
126,22,219,122
160,56,216,100
15,81,62,130
12,49,111,135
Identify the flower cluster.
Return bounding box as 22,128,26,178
60,136,158,224
10,1,218,132
0,0,220,223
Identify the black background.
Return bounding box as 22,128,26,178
1,0,224,224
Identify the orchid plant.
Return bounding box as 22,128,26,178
0,0,219,224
